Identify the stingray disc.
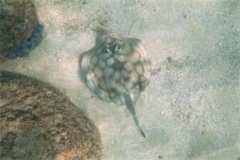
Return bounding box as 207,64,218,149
80,31,151,105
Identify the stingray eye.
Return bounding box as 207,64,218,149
101,47,111,60
104,48,111,56
115,44,121,52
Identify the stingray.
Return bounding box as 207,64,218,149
79,30,151,137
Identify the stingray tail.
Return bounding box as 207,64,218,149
123,91,146,138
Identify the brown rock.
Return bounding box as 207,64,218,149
0,0,39,51
0,0,40,62
0,71,102,160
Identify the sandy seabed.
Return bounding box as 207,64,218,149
1,0,239,160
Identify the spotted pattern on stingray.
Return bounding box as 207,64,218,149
79,31,151,137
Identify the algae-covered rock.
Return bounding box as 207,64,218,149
0,0,43,61
0,71,102,160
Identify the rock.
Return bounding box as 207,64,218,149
0,0,43,62
0,71,102,160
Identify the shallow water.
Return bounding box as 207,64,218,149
1,0,239,160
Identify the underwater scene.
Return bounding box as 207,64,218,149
0,0,239,160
